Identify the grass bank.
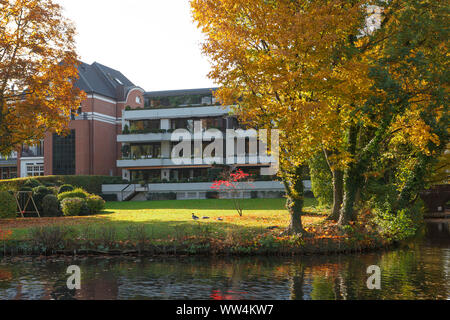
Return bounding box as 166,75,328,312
0,198,390,256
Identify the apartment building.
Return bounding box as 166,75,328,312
117,88,276,183
1,62,280,198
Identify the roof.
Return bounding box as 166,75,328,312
75,62,136,100
144,88,218,98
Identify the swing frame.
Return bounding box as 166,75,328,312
14,191,40,218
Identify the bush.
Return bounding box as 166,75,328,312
29,226,73,251
373,202,424,241
32,186,54,212
24,178,41,189
58,184,74,194
309,153,333,206
57,188,90,202
86,195,105,214
42,194,61,217
61,197,86,216
0,191,17,219
0,175,123,195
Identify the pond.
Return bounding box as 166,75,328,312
0,220,448,300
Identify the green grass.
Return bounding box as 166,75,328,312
4,198,325,241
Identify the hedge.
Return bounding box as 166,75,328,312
0,175,125,195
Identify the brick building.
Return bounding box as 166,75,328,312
0,62,145,179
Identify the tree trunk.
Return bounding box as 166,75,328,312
282,166,306,235
286,194,305,234
338,171,359,226
328,169,343,221
396,154,429,212
338,125,359,226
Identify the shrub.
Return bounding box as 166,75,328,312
57,188,90,202
309,153,333,206
29,226,73,251
58,184,74,194
42,194,61,217
0,175,123,194
32,186,54,212
0,191,17,219
24,178,41,189
86,195,105,214
373,202,424,241
61,197,86,216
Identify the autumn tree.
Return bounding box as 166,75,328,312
0,0,85,155
338,0,449,224
191,0,372,233
192,0,448,233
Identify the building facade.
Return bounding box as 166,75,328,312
1,63,279,193
117,88,276,184
1,62,145,179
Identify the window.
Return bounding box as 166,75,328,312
136,96,141,104
130,143,161,159
53,130,75,175
0,167,17,179
171,118,194,132
130,119,160,132
26,163,44,176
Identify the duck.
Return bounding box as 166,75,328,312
202,216,210,219
266,226,279,230
217,217,223,221
192,213,199,220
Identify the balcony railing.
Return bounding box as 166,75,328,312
117,155,276,168
21,143,44,158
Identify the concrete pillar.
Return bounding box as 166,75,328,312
161,119,170,130
161,141,171,158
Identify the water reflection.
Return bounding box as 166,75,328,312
0,221,448,300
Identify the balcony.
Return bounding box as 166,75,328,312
117,155,276,168
118,132,173,143
122,105,232,121
21,144,44,158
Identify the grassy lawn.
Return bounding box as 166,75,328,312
2,198,326,241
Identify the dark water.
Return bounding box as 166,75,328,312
0,221,448,300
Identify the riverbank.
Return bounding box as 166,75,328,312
0,198,392,257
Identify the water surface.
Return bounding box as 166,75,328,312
0,220,448,300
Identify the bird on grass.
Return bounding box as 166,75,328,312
192,213,199,220
217,217,223,221
202,216,210,219
266,226,279,230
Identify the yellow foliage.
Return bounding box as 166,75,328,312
0,0,85,154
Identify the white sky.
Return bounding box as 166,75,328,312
55,0,216,91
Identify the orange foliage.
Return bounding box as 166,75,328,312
0,0,85,154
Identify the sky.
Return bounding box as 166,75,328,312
55,0,216,92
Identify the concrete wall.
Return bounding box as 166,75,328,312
102,180,312,201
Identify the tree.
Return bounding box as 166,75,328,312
191,0,372,232
192,0,449,231
0,0,85,155
337,0,449,223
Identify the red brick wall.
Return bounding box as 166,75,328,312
41,89,144,177
92,120,117,176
